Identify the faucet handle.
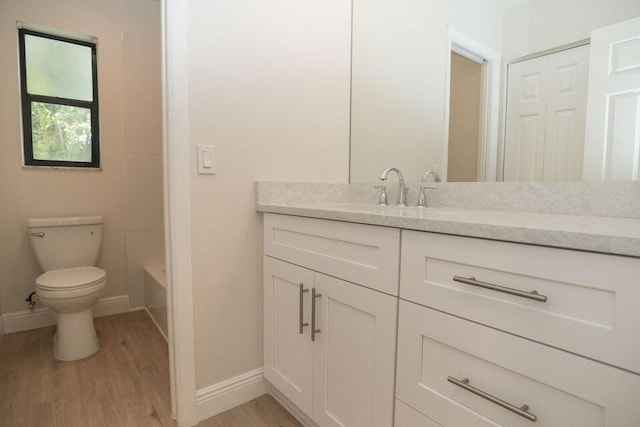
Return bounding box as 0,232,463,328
373,185,388,206
417,172,440,207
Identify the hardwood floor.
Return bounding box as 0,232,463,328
0,311,300,427
198,395,301,427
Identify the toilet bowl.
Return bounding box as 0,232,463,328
36,266,106,360
28,216,106,361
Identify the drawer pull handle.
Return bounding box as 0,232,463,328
311,287,321,342
299,284,309,334
453,276,547,303
448,376,537,422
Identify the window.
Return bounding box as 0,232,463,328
19,29,100,168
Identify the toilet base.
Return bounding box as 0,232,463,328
53,308,100,361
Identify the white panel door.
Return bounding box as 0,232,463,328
312,273,397,427
263,256,314,417
543,44,589,181
584,16,640,181
503,56,547,181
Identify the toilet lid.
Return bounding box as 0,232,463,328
36,266,106,290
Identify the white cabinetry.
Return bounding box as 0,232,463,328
263,258,314,415
262,212,640,426
396,301,640,426
263,214,398,427
401,231,640,374
397,232,640,426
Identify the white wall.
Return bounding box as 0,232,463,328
186,0,351,388
350,0,504,183
0,0,161,317
502,0,640,62
122,29,164,309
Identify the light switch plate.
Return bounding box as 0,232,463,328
197,144,216,175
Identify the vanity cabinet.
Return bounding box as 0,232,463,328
397,231,640,426
261,212,640,426
263,214,399,427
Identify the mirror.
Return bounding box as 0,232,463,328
349,0,640,183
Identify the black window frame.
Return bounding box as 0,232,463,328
18,28,100,168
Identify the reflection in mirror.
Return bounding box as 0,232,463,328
349,0,640,183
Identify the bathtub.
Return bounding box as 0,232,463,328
144,264,168,341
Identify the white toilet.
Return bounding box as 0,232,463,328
28,216,107,361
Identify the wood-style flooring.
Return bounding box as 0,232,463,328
0,311,300,427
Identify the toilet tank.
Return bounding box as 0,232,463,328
27,216,103,272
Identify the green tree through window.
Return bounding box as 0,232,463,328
19,28,99,167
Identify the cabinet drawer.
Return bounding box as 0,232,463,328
400,231,640,373
264,213,400,295
396,301,640,427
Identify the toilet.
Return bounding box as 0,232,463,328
28,216,107,361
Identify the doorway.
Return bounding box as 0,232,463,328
448,51,483,182
444,28,500,182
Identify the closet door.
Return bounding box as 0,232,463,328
263,256,314,416
503,56,548,181
312,273,397,427
543,45,589,181
504,45,589,181
584,16,640,181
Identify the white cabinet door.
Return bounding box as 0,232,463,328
584,16,640,181
264,256,314,416
312,273,397,427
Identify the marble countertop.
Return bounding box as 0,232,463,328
256,202,640,258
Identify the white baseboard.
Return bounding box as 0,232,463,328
2,294,130,334
196,368,268,422
0,314,4,335
143,306,168,342
268,383,318,427
94,295,131,318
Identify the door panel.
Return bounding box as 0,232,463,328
543,44,589,181
264,256,314,416
312,273,397,427
504,56,547,181
584,16,640,180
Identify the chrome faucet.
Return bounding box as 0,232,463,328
416,171,441,207
378,167,408,206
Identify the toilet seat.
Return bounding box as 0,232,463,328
36,266,106,291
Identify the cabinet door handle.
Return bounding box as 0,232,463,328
453,276,547,303
311,287,322,341
299,283,309,334
447,376,537,422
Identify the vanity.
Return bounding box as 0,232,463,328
256,0,640,423
258,182,640,427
